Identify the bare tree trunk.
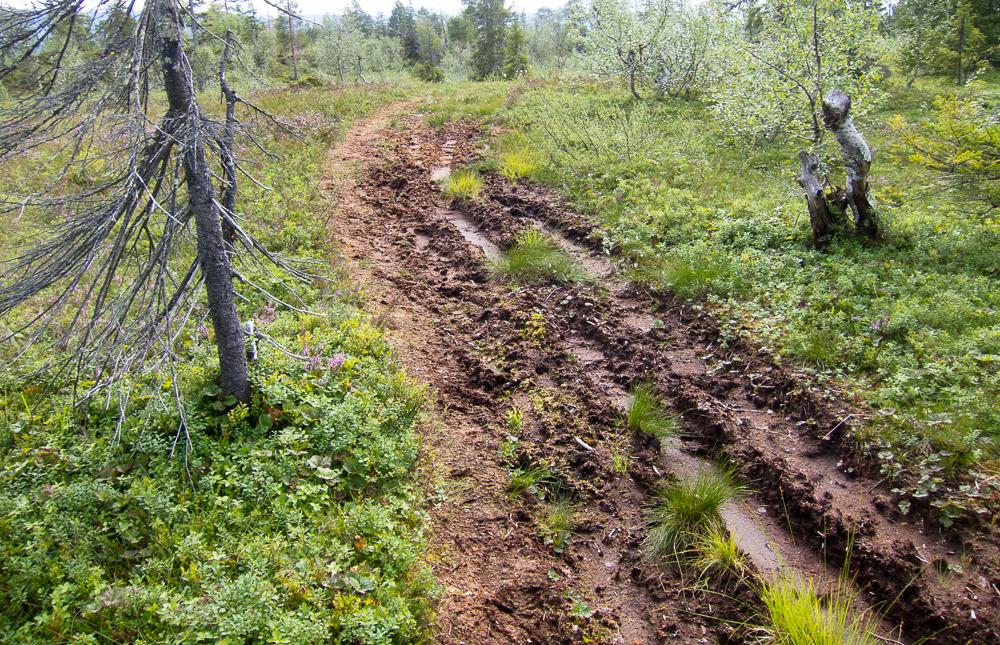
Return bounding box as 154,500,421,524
337,56,345,84
798,151,835,244
160,3,249,401
219,30,238,245
822,90,879,240
189,0,199,48
956,10,966,85
627,50,641,99
356,55,367,84
287,1,299,80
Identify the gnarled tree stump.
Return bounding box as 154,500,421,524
798,150,835,244
822,89,880,239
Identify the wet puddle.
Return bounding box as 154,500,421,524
436,208,501,260
568,345,605,363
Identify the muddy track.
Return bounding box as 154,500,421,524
323,109,999,643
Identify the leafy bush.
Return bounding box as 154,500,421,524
412,62,445,83
0,309,431,643
890,95,999,213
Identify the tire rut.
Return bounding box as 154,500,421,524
324,110,704,643
324,108,1000,643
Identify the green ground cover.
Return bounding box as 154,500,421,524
425,77,1000,525
0,84,437,643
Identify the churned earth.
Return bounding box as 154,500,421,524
321,103,1000,644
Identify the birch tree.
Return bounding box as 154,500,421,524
710,0,886,146
579,0,675,99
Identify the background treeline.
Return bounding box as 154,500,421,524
3,0,997,92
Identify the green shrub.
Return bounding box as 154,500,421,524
0,311,431,643
412,62,445,83
0,85,434,643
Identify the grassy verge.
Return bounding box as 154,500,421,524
428,77,1000,526
0,84,437,642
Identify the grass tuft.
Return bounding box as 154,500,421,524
692,526,750,582
443,169,482,201
540,498,577,554
758,574,878,645
499,147,542,183
489,228,587,284
644,469,745,560
629,253,731,300
627,383,680,440
508,464,555,498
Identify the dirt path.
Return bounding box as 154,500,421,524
322,106,1000,643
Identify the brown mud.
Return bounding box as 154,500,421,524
322,107,1000,643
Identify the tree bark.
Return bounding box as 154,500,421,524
822,89,879,239
356,55,367,84
626,49,641,99
219,29,238,245
798,150,835,244
956,11,966,85
287,1,298,80
159,2,249,401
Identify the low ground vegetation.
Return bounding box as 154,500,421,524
626,383,681,441
1,0,998,641
643,469,744,561
463,77,1000,525
443,168,484,200
0,86,436,643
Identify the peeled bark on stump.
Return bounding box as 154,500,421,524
160,3,249,402
822,89,879,239
798,150,835,243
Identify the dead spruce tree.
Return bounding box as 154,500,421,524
798,89,879,244
0,1,301,406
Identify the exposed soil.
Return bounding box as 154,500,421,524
322,106,1000,643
